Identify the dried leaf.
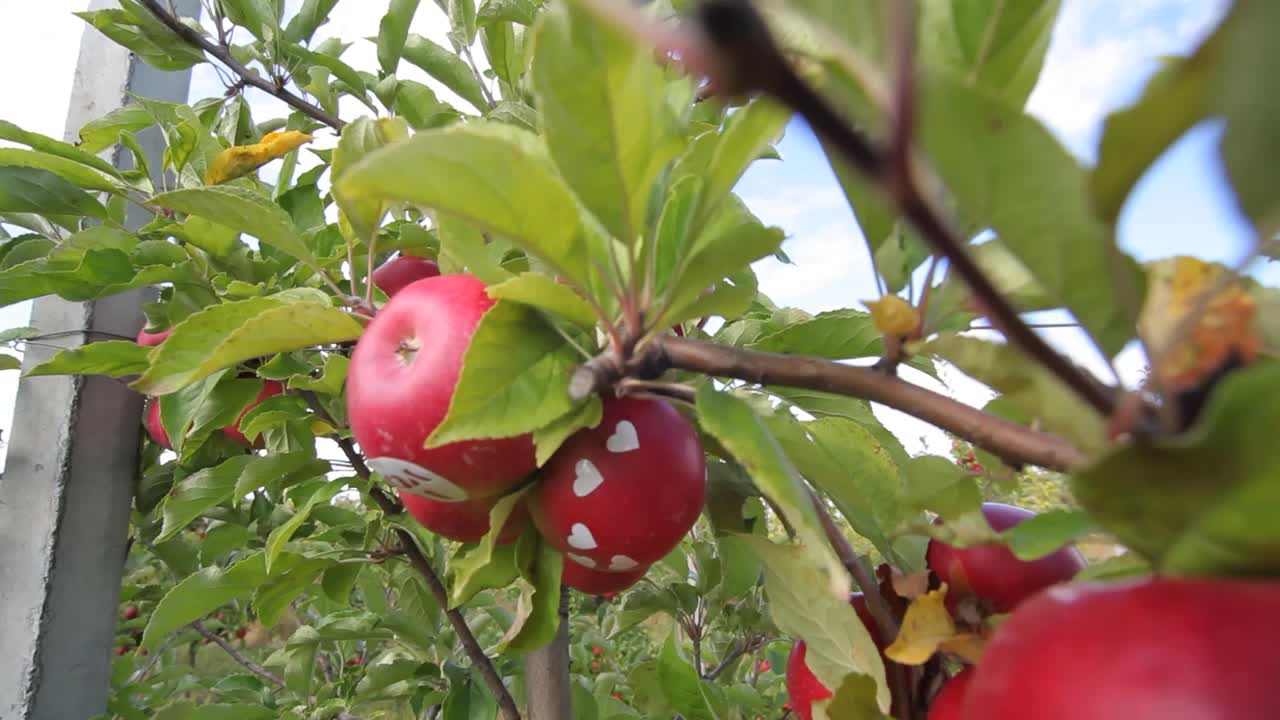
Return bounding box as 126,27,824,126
864,295,920,337
205,131,314,185
884,585,956,666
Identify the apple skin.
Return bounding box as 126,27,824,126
347,274,537,502
371,255,441,299
786,593,898,720
136,326,173,347
926,502,1086,613
222,380,285,447
528,395,706,572
145,399,172,449
962,577,1280,720
928,668,974,720
561,555,650,596
400,490,529,544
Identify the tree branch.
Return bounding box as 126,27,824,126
395,529,522,720
687,0,1119,420
191,620,285,687
572,335,1083,471
136,0,347,131
297,389,404,515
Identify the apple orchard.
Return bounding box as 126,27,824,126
2,0,1279,719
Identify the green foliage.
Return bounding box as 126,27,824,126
6,0,1277,718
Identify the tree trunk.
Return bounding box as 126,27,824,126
523,587,571,720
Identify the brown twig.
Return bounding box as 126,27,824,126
191,620,285,687
573,335,1083,471
297,389,405,515
687,0,1118,420
136,0,346,131
395,529,522,720
702,634,765,680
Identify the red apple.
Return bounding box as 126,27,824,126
145,399,171,449
400,490,529,544
122,605,140,620
222,379,285,447
347,274,537,502
786,592,896,720
928,668,974,720
372,255,440,299
529,395,705,572
561,555,649,596
926,502,1086,613
136,326,173,347
962,577,1280,720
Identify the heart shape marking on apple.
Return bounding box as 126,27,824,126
605,420,640,453
567,553,597,569
568,523,598,550
608,555,638,571
368,457,468,502
573,458,605,497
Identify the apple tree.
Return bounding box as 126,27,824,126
1,0,1279,718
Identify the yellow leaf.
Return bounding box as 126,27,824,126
205,130,314,185
864,295,921,337
938,632,986,664
309,418,338,436
884,585,956,665
1139,256,1261,393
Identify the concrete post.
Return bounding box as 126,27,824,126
0,1,200,718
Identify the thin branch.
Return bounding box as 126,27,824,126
573,335,1083,471
395,529,522,720
137,0,346,131
460,43,497,109
688,0,1119,420
191,620,285,687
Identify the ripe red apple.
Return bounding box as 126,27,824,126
136,325,173,347
561,554,649,596
928,667,974,720
371,254,440,299
528,395,705,572
222,379,285,447
400,490,529,544
962,577,1280,720
145,399,172,449
786,593,894,720
926,502,1086,613
347,274,537,502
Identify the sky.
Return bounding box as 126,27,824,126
0,0,1254,462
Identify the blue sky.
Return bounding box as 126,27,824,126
0,0,1253,458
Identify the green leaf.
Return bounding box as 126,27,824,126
657,631,720,720
448,0,478,47
264,478,347,573
0,165,107,218
331,116,411,242
448,487,532,607
918,0,1061,107
151,702,276,720
487,272,598,328
23,340,148,378
435,213,512,283
281,43,371,104
736,535,890,714
284,0,341,42
169,215,240,257
401,34,490,112
0,149,123,194
141,552,273,648
497,532,563,654
918,334,1105,455
426,300,577,446
1071,362,1280,576
999,509,1093,562
1215,2,1280,236
532,1,680,246
75,6,205,72
694,385,849,598
0,120,122,176
479,0,538,26
149,186,319,268
767,415,903,566
336,122,588,286
158,453,329,541
254,558,331,625
914,70,1142,356
0,354,20,371
218,0,278,40
899,455,981,521
817,672,893,720
533,395,602,466
282,626,321,698
395,80,461,130
378,0,421,74
131,290,364,395
77,104,154,154
1091,20,1226,225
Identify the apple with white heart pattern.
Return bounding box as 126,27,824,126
347,273,538,502
561,553,650,596
528,395,706,570
400,490,529,544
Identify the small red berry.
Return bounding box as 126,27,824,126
114,646,127,656
235,627,247,639
348,656,363,666
137,648,149,656
122,605,139,620
757,660,771,673
592,646,603,656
